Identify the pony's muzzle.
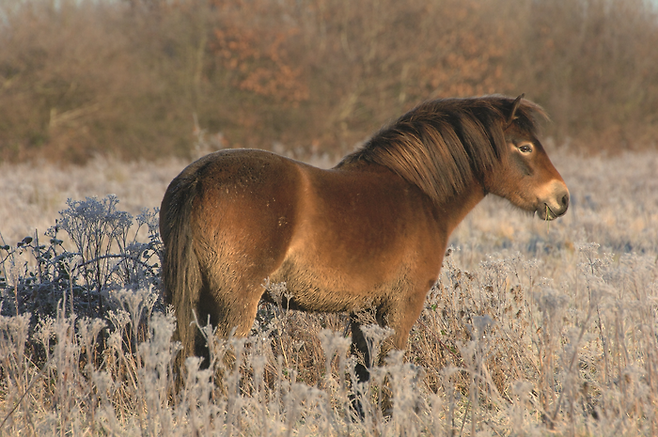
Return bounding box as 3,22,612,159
538,182,569,220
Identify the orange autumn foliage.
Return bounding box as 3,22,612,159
1,0,657,163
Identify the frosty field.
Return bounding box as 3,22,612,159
1,148,657,435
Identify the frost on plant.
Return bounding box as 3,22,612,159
1,169,658,437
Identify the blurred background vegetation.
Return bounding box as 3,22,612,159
0,0,657,164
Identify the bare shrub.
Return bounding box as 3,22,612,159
514,0,658,149
1,0,656,164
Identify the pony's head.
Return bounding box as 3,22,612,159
484,94,569,220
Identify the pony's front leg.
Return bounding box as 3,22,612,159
348,306,401,419
360,291,428,416
349,313,374,384
348,313,374,420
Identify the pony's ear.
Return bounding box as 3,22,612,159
507,93,525,127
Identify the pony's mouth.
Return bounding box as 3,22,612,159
536,189,569,221
538,203,560,221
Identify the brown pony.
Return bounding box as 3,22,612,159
160,95,569,383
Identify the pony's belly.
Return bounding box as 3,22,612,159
263,281,378,313
266,258,396,313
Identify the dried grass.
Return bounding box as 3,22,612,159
1,149,657,435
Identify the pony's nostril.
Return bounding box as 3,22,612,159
561,194,569,208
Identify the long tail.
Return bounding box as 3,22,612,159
160,173,202,378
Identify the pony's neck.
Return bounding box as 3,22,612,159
437,177,487,237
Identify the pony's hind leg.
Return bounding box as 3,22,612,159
194,280,264,368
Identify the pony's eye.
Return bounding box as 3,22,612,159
518,144,533,154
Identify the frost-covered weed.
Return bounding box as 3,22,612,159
0,195,161,321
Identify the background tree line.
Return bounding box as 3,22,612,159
0,0,656,164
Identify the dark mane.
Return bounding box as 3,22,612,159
337,96,546,202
